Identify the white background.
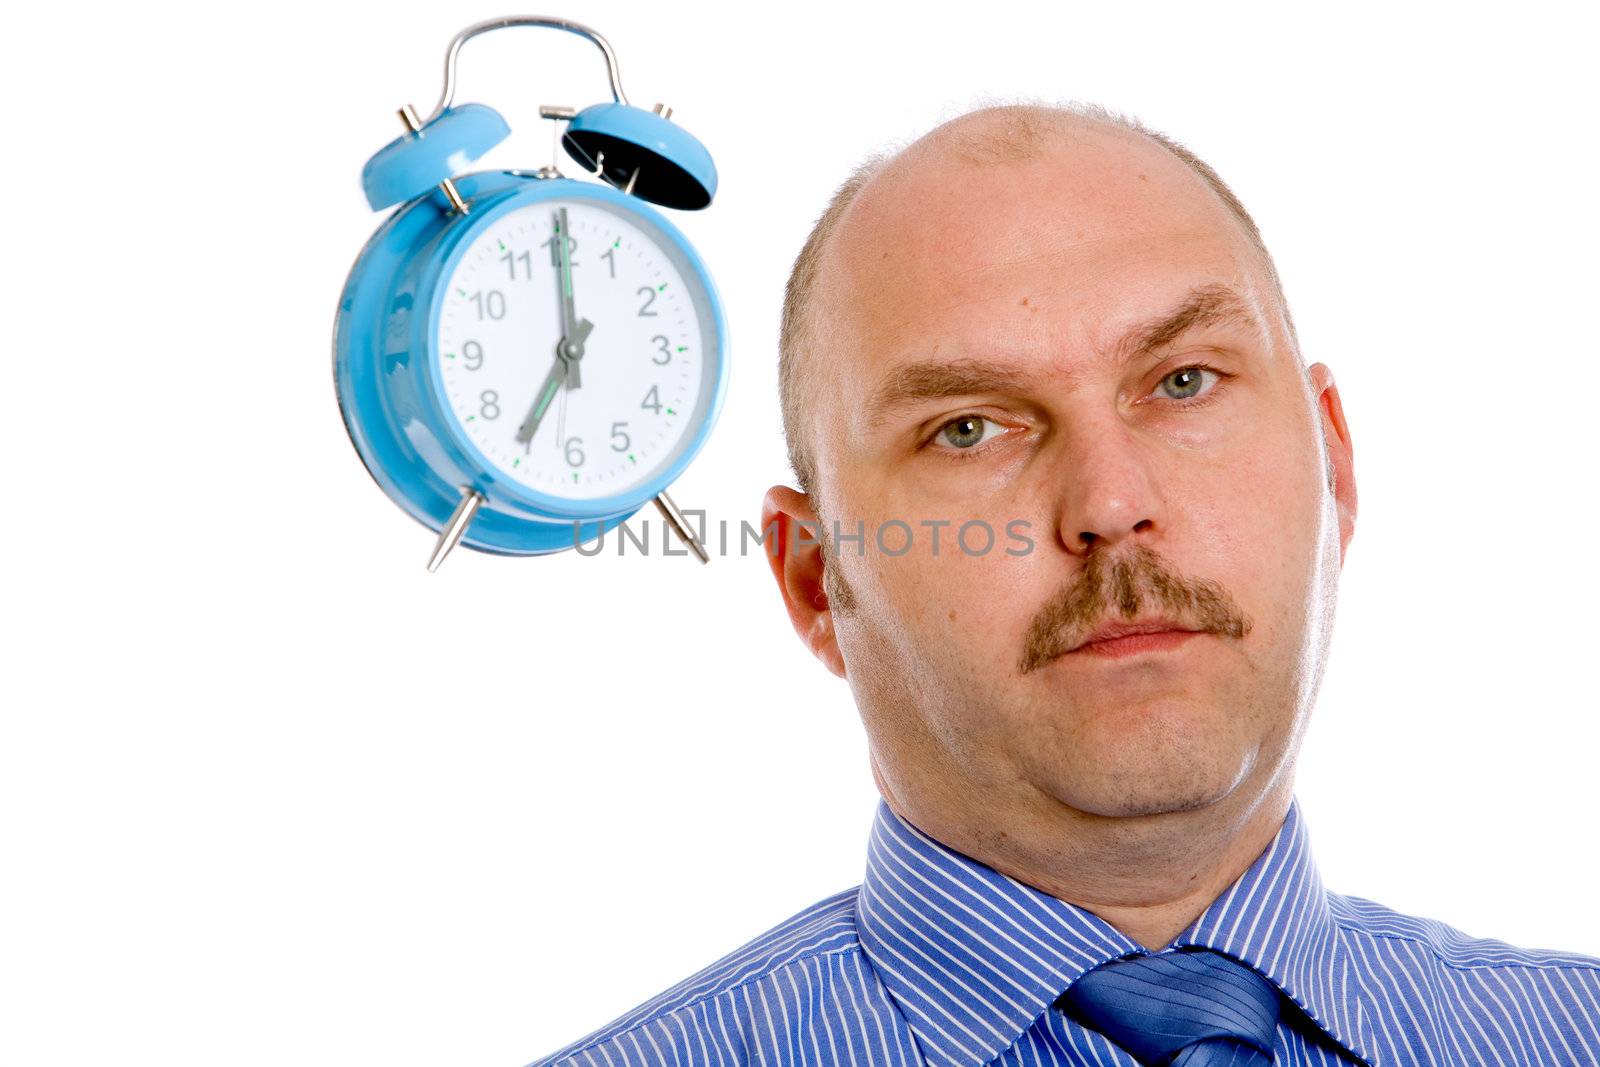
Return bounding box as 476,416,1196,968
3,2,1597,1064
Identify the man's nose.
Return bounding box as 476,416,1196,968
1050,414,1168,558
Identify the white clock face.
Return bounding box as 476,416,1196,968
435,195,714,501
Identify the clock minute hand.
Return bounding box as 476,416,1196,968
553,206,584,388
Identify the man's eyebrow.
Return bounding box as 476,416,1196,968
1117,283,1258,364
863,358,1033,430
861,284,1258,430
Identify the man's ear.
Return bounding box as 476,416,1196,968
760,485,847,678
1307,362,1357,564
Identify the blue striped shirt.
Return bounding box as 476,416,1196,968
527,797,1600,1065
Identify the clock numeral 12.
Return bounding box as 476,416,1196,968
542,233,579,266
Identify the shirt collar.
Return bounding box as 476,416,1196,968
856,795,1380,1067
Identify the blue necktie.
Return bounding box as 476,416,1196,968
1056,947,1281,1065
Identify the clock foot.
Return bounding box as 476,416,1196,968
427,486,485,572
654,489,709,564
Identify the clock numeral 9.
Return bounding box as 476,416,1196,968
651,335,671,365
468,290,506,320
479,390,500,420
462,340,484,371
610,421,631,452
564,436,585,467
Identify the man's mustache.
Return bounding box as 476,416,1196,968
1017,543,1252,674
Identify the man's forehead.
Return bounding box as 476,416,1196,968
830,119,1248,301
811,121,1268,387
845,122,1192,248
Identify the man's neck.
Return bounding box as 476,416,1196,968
1069,804,1290,950
884,777,1295,952
1029,784,1295,951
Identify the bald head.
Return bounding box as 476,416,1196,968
778,102,1300,497
758,102,1357,902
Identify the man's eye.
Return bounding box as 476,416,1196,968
933,414,1004,450
1157,364,1221,402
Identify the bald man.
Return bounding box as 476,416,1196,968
527,104,1600,1066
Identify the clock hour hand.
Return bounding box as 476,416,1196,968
516,356,568,449
516,317,593,449
558,316,592,389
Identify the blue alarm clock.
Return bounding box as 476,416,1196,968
334,16,728,570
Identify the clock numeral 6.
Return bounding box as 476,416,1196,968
462,339,484,371
651,335,671,365
610,421,631,452
564,436,585,468
479,390,500,420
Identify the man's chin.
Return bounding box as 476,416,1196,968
1032,744,1250,820
1066,785,1226,820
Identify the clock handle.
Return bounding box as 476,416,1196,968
422,16,630,126
427,486,485,572
653,490,709,565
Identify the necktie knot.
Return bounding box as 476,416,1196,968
1057,947,1281,1065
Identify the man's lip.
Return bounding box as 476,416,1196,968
1067,618,1200,653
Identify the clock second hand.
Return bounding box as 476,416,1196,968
555,374,567,455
